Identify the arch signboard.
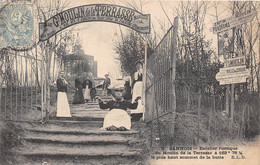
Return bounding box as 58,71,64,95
39,4,150,41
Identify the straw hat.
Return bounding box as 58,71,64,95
108,80,125,90
135,61,143,66
123,76,131,82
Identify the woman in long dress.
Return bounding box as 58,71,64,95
131,62,144,121
73,75,84,104
56,72,71,117
96,81,141,131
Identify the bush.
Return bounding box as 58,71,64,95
0,121,23,164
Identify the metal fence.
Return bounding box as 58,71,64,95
144,17,178,148
0,48,46,121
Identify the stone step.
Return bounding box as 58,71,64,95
19,121,104,131
23,134,136,145
48,116,104,121
45,120,103,125
71,110,106,114
87,102,99,105
70,107,102,111
24,128,140,136
22,145,142,158
69,103,96,107
70,110,108,114
100,96,113,99
71,114,106,119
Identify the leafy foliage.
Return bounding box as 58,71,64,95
115,32,144,75
114,31,154,76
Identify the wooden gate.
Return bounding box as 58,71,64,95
144,17,178,147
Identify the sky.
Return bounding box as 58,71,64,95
65,0,179,80
41,0,259,81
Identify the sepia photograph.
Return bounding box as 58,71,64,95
0,0,259,164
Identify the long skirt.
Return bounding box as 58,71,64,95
57,92,71,117
103,109,131,130
84,88,90,100
73,88,84,104
131,81,144,114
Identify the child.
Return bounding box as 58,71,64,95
96,82,141,131
123,80,132,102
90,88,97,102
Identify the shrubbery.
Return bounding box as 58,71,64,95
0,121,23,164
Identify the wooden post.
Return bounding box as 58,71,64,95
208,97,213,144
10,55,13,120
45,45,50,121
226,85,230,115
25,51,28,116
197,91,201,143
169,17,178,144
30,58,33,114
231,84,234,123
46,64,50,120
4,56,7,119
15,51,18,117
241,107,245,138
20,55,23,118
143,41,147,121
40,43,44,121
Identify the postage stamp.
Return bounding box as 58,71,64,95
0,3,35,50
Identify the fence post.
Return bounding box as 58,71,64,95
169,17,178,144
40,43,44,122
197,91,201,143
208,97,213,144
226,85,230,115
231,84,234,123
143,42,147,121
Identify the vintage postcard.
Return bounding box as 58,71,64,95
0,0,259,165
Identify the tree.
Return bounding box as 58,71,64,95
72,43,84,56
114,31,146,76
174,1,222,112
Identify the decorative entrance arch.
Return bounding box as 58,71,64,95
37,4,151,121
39,4,150,41
0,3,151,122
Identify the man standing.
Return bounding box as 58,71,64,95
102,74,111,96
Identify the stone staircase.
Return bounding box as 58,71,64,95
17,97,148,165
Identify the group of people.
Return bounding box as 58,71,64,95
73,74,95,104
56,73,95,117
56,61,145,131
